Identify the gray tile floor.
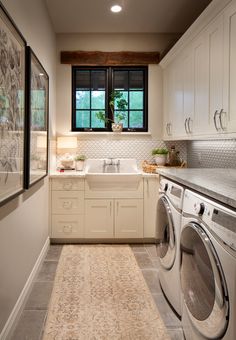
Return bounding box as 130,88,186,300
10,244,184,340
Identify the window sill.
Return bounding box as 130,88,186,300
69,132,152,136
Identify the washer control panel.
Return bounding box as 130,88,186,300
159,177,184,210
183,190,236,251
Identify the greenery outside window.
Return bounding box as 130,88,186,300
72,66,148,132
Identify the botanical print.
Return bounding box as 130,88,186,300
0,5,25,204
27,50,48,187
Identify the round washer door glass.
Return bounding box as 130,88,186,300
156,196,176,269
180,222,228,339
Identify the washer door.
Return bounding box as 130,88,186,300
180,222,229,339
156,196,176,269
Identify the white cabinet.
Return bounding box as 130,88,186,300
223,2,236,133
144,177,159,238
50,178,85,238
85,198,143,239
85,199,113,238
161,0,236,139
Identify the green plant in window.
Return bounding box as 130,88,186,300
96,90,128,124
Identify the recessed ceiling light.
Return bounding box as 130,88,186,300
111,5,122,13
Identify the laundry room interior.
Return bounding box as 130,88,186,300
0,0,236,339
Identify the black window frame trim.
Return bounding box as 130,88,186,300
71,65,148,132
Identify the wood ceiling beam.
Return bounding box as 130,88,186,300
60,51,160,65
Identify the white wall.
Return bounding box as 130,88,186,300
56,33,179,138
0,0,56,335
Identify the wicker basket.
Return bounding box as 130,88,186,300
142,160,186,173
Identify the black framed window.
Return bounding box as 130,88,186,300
72,66,148,132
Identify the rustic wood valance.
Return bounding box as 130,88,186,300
60,51,160,66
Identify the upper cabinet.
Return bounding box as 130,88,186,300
161,0,236,140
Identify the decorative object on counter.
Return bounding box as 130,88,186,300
74,155,86,171
96,90,128,132
151,148,168,165
0,3,26,206
25,47,49,189
57,136,77,170
168,145,182,166
142,160,187,173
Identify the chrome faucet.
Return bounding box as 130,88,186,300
103,158,120,172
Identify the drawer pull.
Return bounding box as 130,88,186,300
62,201,72,209
63,225,72,233
63,182,72,190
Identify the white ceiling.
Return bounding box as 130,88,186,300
45,0,212,34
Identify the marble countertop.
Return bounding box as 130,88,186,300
157,168,236,209
49,170,159,178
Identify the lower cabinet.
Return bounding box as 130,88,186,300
51,215,84,238
143,177,159,238
85,198,143,239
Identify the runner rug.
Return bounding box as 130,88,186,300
43,245,170,339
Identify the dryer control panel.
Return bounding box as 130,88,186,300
183,190,236,252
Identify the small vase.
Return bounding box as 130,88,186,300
154,155,167,166
112,123,123,132
75,160,84,171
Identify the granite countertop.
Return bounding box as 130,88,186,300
157,168,236,209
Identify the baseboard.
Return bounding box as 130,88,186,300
50,238,156,244
0,237,50,340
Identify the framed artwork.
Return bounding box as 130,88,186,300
0,3,26,206
25,47,49,189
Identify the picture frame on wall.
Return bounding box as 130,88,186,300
24,47,49,189
0,3,26,206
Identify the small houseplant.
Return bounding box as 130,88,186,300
96,90,128,132
152,148,168,166
74,155,86,171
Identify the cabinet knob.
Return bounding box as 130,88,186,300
63,182,72,190
62,201,72,209
63,225,72,233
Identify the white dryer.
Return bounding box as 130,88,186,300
180,189,236,340
156,177,184,317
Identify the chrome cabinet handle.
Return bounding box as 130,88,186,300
213,110,220,131
166,123,169,136
219,109,226,131
184,118,188,134
110,201,112,216
168,123,172,136
117,201,119,215
187,117,192,134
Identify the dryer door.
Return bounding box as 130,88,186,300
180,222,229,339
156,196,176,269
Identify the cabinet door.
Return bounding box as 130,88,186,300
193,32,209,135
144,177,159,238
182,47,194,136
208,14,224,133
85,199,113,238
172,59,185,137
223,2,236,133
163,67,172,139
115,199,143,238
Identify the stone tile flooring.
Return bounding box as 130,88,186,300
10,244,184,340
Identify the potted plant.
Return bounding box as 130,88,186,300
74,155,86,171
152,148,168,166
96,90,128,132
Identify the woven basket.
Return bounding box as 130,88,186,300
142,160,187,173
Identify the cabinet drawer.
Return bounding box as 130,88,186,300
51,215,84,238
52,191,84,214
51,178,84,191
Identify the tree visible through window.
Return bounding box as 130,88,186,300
72,66,148,132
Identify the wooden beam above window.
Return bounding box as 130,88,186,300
60,51,160,65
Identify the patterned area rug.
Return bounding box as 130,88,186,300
43,245,170,340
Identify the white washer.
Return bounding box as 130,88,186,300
180,189,236,340
156,177,184,316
